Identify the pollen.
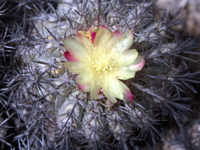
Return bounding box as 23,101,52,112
86,53,115,76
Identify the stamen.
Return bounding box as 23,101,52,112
84,50,116,76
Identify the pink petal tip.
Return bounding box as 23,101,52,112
101,25,107,29
76,82,90,92
112,31,122,38
89,30,97,43
124,89,133,101
64,51,79,62
139,58,145,68
77,82,85,91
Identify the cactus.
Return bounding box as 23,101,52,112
1,0,200,149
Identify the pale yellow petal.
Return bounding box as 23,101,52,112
63,39,89,61
101,77,117,103
64,62,84,74
102,77,133,102
115,49,138,67
108,78,124,100
119,82,133,101
75,33,93,53
113,55,145,80
74,32,86,43
76,73,94,85
93,27,111,51
112,30,133,53
113,67,136,80
90,80,101,99
103,90,117,103
107,31,122,47
101,77,124,101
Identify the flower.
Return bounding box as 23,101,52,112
64,26,145,103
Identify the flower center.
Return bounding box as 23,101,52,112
94,56,111,72
87,55,115,75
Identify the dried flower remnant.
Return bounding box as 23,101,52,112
64,26,145,103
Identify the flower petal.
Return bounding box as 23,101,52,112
103,90,117,103
76,30,89,40
119,82,133,101
101,77,117,103
115,49,138,67
102,77,132,101
64,62,84,74
109,79,124,100
107,31,122,47
129,56,145,71
88,28,97,43
63,39,89,61
113,30,133,53
93,27,111,50
101,25,107,29
113,68,136,80
75,33,93,53
64,51,79,62
75,32,87,43
90,80,101,99
76,82,90,92
102,77,124,100
76,73,94,85
124,89,133,101
114,56,145,80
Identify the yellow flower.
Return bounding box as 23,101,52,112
64,26,145,103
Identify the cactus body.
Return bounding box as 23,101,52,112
0,0,200,149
